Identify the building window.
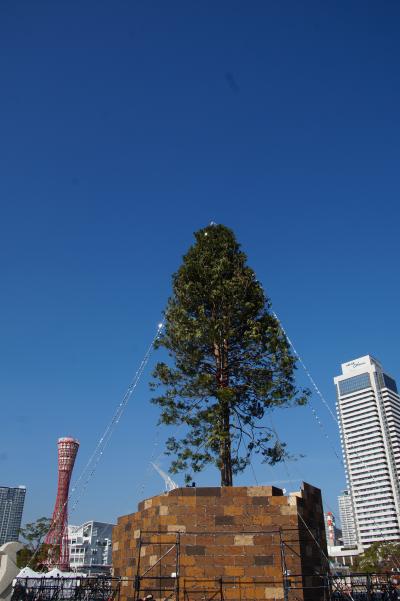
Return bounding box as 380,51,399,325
378,373,398,394
339,373,371,396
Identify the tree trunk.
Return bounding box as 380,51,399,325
220,400,233,486
214,338,233,486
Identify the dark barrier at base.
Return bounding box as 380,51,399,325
12,576,121,601
328,573,400,601
11,573,400,601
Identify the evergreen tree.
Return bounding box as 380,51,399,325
151,224,308,486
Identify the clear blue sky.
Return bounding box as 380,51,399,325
1,1,400,528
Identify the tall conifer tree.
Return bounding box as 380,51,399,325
151,224,308,486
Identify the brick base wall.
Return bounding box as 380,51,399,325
113,483,327,601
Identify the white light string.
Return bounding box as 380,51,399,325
273,311,389,487
69,322,164,513
272,311,400,561
137,396,208,497
267,414,333,570
29,322,164,568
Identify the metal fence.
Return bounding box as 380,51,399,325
328,573,400,601
12,572,400,601
11,576,120,601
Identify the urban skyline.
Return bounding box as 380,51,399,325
5,352,400,547
1,1,400,530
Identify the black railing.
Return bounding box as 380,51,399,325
12,572,400,601
328,573,400,601
12,576,120,601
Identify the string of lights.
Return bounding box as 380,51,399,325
29,322,164,568
272,311,400,561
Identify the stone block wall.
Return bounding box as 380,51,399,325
112,483,327,601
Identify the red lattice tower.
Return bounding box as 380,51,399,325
45,437,79,570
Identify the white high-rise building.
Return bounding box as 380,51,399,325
338,490,357,546
334,355,400,546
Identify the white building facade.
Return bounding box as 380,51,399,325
334,355,400,546
68,521,113,573
328,544,363,570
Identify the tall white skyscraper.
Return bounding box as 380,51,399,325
335,355,400,546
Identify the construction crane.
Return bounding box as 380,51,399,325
150,462,178,492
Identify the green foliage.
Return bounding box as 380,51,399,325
151,224,309,485
354,542,400,573
20,517,51,551
16,544,52,570
17,517,52,570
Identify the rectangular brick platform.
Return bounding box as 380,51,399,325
112,483,328,601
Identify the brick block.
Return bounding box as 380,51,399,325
221,486,249,497
251,515,273,527
265,586,284,599
269,496,289,506
168,487,196,497
234,534,254,546
180,555,196,567
255,556,274,566
179,496,196,507
252,496,269,506
224,566,245,577
234,556,255,567
247,486,283,497
184,567,205,578
186,545,206,555
167,524,186,532
223,588,240,599
224,505,244,516
253,534,274,545
196,487,221,497
215,515,235,525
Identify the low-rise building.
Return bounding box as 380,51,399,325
328,544,364,571
67,521,113,574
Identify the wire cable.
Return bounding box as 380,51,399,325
29,322,164,569
272,311,400,565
